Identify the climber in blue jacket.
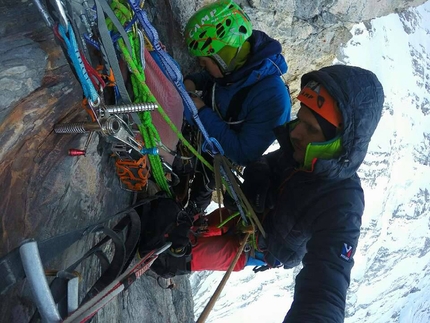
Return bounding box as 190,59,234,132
179,0,291,212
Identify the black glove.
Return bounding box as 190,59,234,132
241,160,274,214
168,223,191,250
223,190,238,212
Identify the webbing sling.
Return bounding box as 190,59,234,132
29,211,141,322
127,0,222,156
62,242,171,323
0,196,158,296
94,0,143,133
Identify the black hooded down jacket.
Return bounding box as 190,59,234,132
247,65,384,322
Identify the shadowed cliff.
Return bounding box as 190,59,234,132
0,0,427,322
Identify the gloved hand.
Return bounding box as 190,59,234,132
223,191,238,212
241,160,274,214
168,223,191,250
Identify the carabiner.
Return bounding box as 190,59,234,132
54,0,69,30
32,0,54,28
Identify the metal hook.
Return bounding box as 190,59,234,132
32,0,54,28
54,0,69,29
107,116,143,155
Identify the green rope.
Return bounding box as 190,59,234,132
216,211,239,229
110,0,214,174
110,0,214,171
101,2,266,249
108,0,170,195
155,107,213,171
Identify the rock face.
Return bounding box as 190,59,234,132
0,1,192,322
0,0,427,322
158,0,427,100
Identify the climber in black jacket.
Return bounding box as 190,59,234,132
190,64,384,322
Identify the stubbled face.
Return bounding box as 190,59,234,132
198,57,223,78
290,105,326,164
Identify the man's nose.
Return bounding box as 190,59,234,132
290,123,303,140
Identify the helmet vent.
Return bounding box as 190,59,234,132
239,26,248,34
226,19,232,26
201,37,212,50
189,40,198,50
199,31,207,39
216,23,226,37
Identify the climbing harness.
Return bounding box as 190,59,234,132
37,0,258,227
26,0,270,321
35,0,182,195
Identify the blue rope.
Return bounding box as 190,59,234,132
126,0,222,156
58,24,99,104
111,16,137,43
202,137,224,156
84,33,101,50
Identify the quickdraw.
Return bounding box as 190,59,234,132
38,0,173,194
26,0,269,321
37,0,255,216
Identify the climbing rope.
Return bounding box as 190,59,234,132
197,232,251,323
33,2,268,322
109,0,170,194
126,0,223,156
54,0,261,232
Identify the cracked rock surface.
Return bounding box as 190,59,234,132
0,0,426,322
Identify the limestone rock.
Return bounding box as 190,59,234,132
164,0,427,109
0,1,193,322
0,0,427,322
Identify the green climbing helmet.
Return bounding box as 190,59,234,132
184,0,252,57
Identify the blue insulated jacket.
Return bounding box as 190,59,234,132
250,65,384,322
185,30,291,166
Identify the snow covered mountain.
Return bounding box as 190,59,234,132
191,2,430,322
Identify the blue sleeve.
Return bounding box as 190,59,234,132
198,76,291,165
184,71,212,90
284,193,363,323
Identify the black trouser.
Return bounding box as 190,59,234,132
188,153,215,212
172,150,215,212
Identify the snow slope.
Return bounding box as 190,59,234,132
191,2,430,322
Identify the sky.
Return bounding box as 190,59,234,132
191,1,430,322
